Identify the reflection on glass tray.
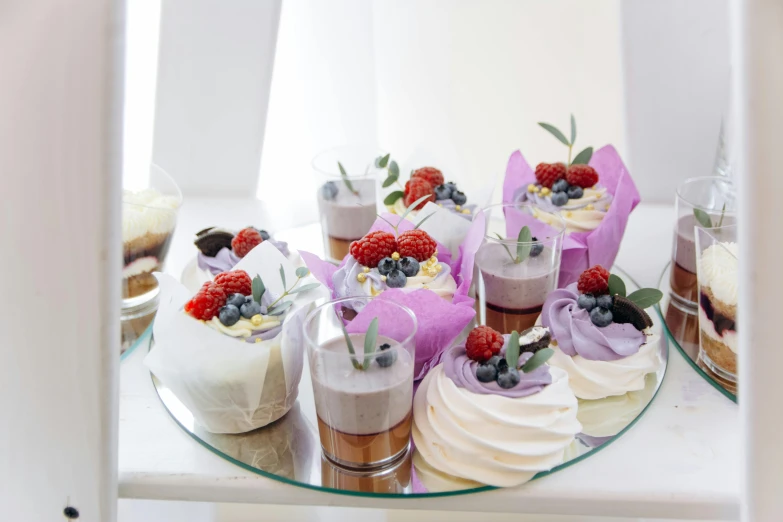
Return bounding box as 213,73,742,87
121,293,157,360
149,267,668,497
656,263,736,401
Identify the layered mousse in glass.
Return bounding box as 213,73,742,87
305,297,417,470
475,203,565,334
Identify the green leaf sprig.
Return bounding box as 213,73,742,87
521,348,554,373
494,226,536,264
693,202,727,229
264,265,318,316
605,271,663,309
375,194,434,237
337,161,359,197
538,114,593,167
337,312,380,371
376,153,407,206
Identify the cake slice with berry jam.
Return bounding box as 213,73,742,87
412,325,581,487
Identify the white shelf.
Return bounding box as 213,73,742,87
119,199,738,520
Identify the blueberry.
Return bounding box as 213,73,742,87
496,357,509,372
385,269,407,288
226,293,246,309
577,294,597,311
398,256,420,277
376,343,397,368
320,181,338,200
529,237,544,257
487,355,502,368
445,182,458,193
377,257,398,276
434,184,453,200
258,229,271,241
590,307,613,327
451,191,467,205
497,367,521,389
219,304,241,326
476,363,498,383
596,294,614,310
63,507,80,519
552,179,569,193
240,300,263,319
551,191,569,206
567,185,584,199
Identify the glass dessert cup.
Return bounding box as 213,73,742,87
122,164,182,311
474,203,565,334
314,145,384,263
304,296,417,471
695,225,738,383
670,176,736,309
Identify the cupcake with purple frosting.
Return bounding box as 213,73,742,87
195,226,291,277
541,265,662,400
412,326,581,487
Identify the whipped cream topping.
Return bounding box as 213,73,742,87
123,188,180,242
122,256,159,278
389,197,475,221
542,283,646,361
332,255,457,311
201,289,284,342
412,364,581,487
698,242,738,305
197,239,290,277
516,186,612,233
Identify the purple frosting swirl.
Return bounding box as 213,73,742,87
443,335,552,398
541,283,645,361
196,239,291,276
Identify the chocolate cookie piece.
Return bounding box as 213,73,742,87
519,326,551,354
194,227,235,257
612,295,653,331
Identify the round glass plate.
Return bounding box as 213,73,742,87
656,262,736,402
149,266,668,497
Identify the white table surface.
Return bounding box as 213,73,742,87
118,200,738,520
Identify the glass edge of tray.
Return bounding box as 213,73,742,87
654,262,737,404
121,322,153,362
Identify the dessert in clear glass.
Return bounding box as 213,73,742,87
314,145,383,263
474,203,565,334
122,164,182,309
304,296,416,470
695,225,738,382
670,176,736,308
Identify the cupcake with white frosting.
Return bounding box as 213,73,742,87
413,326,581,487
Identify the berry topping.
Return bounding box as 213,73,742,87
551,191,569,206
185,282,227,320
612,295,653,331
596,294,614,310
257,229,271,241
577,265,611,295
240,300,263,319
566,185,584,199
226,293,246,309
451,190,467,205
398,256,420,277
497,367,521,389
385,269,408,288
397,229,437,261
589,306,613,327
321,181,338,200
566,164,599,188
412,166,445,187
487,355,502,368
219,304,241,326
434,184,453,200
403,177,436,209
231,227,263,258
496,357,509,372
552,179,569,193
377,257,398,276
214,270,253,296
349,231,398,268
577,293,597,311
476,362,498,383
529,238,544,257
376,342,397,367
534,162,567,188
465,325,504,362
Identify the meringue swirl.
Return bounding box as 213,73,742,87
514,186,612,233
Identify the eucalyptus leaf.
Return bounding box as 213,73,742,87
287,282,321,295
571,146,593,165
375,213,398,231
377,154,390,169
384,191,404,205
516,226,533,263
400,195,431,222
521,348,554,374
363,317,379,369
338,161,357,195
506,331,521,369
295,266,309,278
570,114,576,144
608,274,626,297
338,313,362,369
279,264,286,289
626,288,663,309
538,122,570,146
252,275,265,303
495,232,517,263
693,208,713,228
414,212,435,230
389,160,400,178
717,202,727,227
382,172,399,188
267,300,293,316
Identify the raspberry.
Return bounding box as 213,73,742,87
566,164,599,188
397,229,437,261
465,326,504,363
350,231,398,268
577,265,611,295
403,177,435,210
412,167,445,188
214,269,253,296
184,282,227,320
231,227,263,258
534,162,566,188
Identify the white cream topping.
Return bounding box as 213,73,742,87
412,364,581,487
520,326,549,345
698,242,739,306
122,256,159,278
205,315,281,338
698,307,738,354
533,205,607,233
122,188,180,242
547,333,661,400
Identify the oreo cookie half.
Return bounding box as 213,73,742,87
194,227,235,257
519,326,551,354
612,295,653,331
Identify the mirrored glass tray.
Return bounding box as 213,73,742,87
656,263,736,402
148,266,668,497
